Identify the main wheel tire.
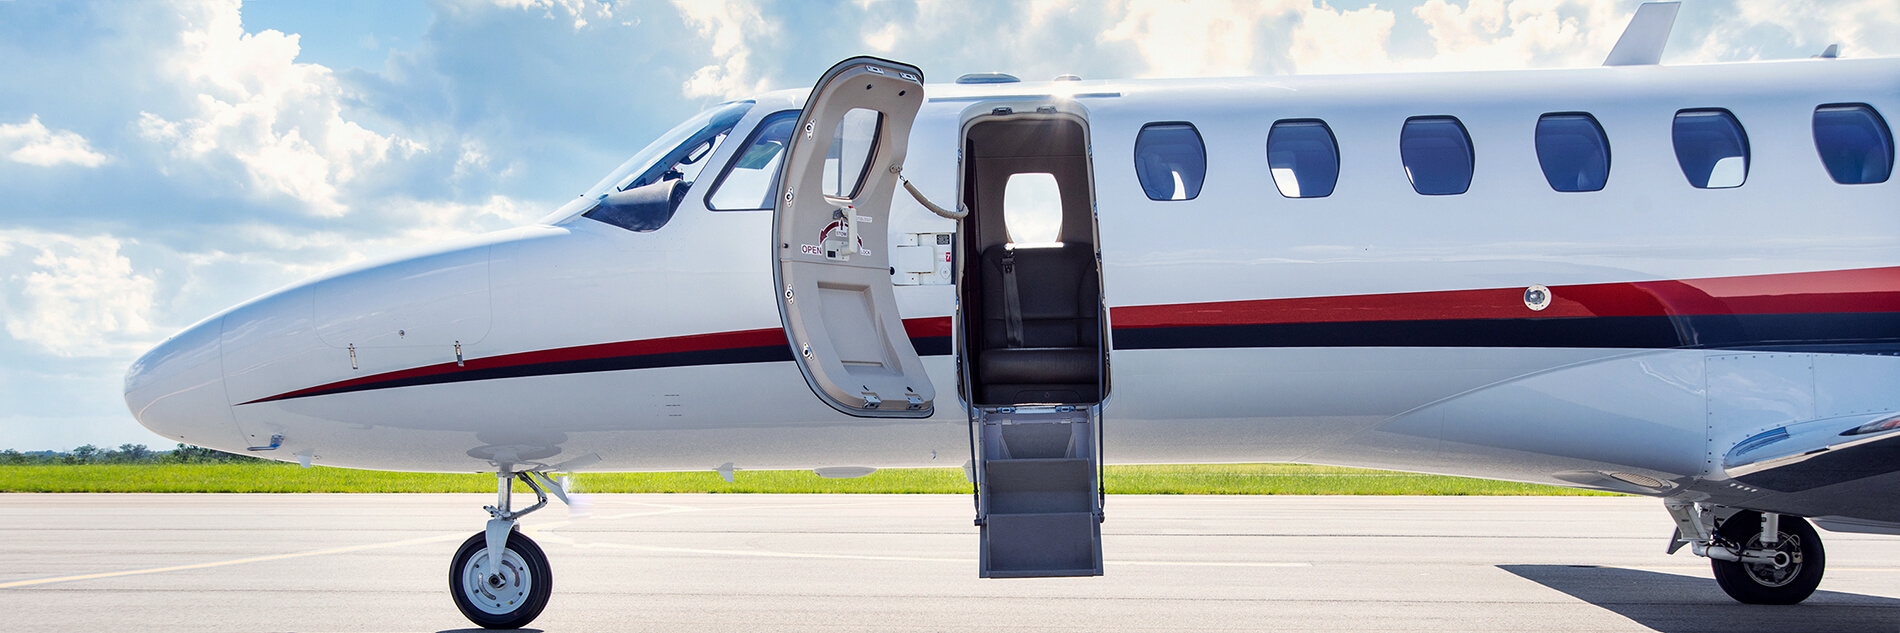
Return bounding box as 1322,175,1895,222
450,530,553,629
1710,511,1824,605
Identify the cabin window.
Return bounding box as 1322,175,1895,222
1266,119,1339,198
824,108,882,198
1535,113,1611,192
706,110,798,210
1673,109,1750,189
1813,103,1894,185
1400,116,1474,195
1003,172,1063,246
1134,122,1206,201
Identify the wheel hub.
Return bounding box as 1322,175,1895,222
1742,533,1803,587
461,547,534,614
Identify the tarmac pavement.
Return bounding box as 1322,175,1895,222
4,493,1900,632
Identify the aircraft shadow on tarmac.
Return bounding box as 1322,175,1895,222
1500,565,1900,633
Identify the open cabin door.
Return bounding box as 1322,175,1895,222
954,99,1108,578
773,57,935,418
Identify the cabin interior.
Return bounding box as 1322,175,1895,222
958,115,1108,407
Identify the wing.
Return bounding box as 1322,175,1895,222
1725,411,1900,493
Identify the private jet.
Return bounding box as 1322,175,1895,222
124,3,1898,628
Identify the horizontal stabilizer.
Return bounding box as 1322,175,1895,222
1724,411,1900,492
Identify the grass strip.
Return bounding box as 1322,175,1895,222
0,463,1613,495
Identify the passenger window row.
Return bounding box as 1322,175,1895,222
1133,103,1894,201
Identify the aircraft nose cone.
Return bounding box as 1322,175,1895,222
125,317,243,451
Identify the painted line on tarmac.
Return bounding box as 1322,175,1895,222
1116,560,1313,568
1629,565,1900,573
529,534,1310,568
0,501,693,590
529,504,1311,568
0,533,465,589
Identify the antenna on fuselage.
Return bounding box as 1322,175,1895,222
1603,2,1680,66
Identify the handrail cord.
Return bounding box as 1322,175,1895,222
891,166,967,220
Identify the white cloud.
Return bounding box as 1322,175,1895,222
0,115,110,167
862,21,901,53
1410,0,1627,71
214,194,540,280
491,0,620,30
0,230,158,358
1027,0,1081,27
1104,0,1287,78
1097,0,1900,78
135,0,425,218
674,0,776,99
1103,0,1403,77
1680,0,1900,62
375,195,541,257
1288,3,1399,74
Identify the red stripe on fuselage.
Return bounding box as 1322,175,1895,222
1109,267,1900,329
903,316,953,338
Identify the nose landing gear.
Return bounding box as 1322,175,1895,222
450,528,550,628
450,470,565,629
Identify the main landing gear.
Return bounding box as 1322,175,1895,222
1665,500,1826,605
451,470,567,629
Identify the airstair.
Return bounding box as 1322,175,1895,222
971,404,1105,577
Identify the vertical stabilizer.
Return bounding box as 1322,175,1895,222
1603,2,1680,66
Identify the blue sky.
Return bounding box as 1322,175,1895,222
1,0,1895,451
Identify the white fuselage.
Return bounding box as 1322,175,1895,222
126,58,1900,521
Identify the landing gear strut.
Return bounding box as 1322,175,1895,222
1664,500,1825,605
450,470,564,629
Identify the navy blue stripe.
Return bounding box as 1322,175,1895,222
283,345,796,401
269,338,956,402
910,335,953,356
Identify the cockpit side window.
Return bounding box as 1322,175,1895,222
575,101,752,233
705,110,799,211
582,101,754,200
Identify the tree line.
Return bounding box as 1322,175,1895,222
0,443,262,465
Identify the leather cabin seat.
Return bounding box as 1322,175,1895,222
977,242,1101,405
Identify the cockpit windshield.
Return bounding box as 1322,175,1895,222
582,101,755,199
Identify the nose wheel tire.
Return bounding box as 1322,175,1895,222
450,530,552,629
1710,511,1824,605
